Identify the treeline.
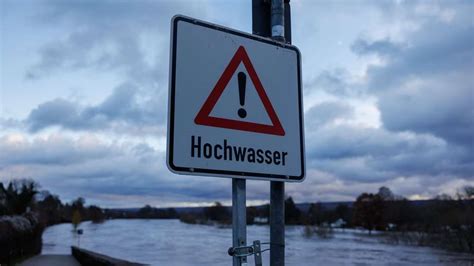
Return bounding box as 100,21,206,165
178,186,473,252
351,186,474,252
309,186,474,253
0,179,107,226
0,179,180,263
0,180,181,227
178,197,307,226
107,205,179,219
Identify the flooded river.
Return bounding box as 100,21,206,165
42,219,473,265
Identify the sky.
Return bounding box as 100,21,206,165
1,0,473,208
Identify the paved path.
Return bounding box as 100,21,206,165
20,255,80,266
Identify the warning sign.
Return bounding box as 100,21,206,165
195,46,285,136
167,15,305,182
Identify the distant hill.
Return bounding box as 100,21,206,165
107,200,440,215
108,201,353,214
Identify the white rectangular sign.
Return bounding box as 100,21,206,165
167,15,305,182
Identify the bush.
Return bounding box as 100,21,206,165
0,213,44,264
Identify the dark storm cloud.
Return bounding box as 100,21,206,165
25,83,166,134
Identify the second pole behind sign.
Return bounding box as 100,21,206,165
253,0,292,265
270,1,287,265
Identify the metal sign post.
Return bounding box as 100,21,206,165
253,0,292,265
270,1,286,264
270,181,285,265
232,178,247,266
270,1,289,265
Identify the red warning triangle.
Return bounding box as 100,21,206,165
194,46,285,136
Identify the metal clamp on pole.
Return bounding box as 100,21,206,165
252,240,263,266
228,240,264,266
228,245,254,257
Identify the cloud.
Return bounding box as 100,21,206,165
372,0,464,24
299,0,474,198
19,0,233,136
0,133,232,207
25,0,194,82
0,133,111,166
351,38,401,58
3,0,474,206
378,73,473,146
287,170,473,203
27,98,85,131
305,101,354,130
304,123,473,182
350,2,474,147
304,69,367,97
358,25,474,93
25,83,167,135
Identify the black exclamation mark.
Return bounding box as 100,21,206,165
237,72,247,119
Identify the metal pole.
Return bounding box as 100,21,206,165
271,1,288,265
270,182,285,265
232,178,247,266
252,1,291,265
